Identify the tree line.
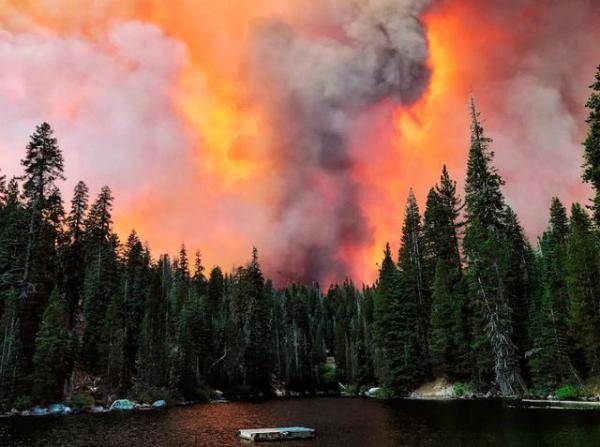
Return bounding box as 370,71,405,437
0,65,599,407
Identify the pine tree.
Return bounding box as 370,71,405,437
373,244,398,387
63,181,89,327
192,251,207,297
424,166,469,379
463,98,523,396
529,199,578,394
582,65,600,223
0,179,26,289
398,190,429,368
244,248,272,391
19,123,65,300
175,291,207,399
566,203,600,375
104,291,125,391
502,206,535,373
81,187,119,372
171,245,191,318
0,169,5,207
13,123,66,393
0,289,22,403
374,243,425,394
137,264,169,388
120,230,151,393
32,289,74,403
204,266,226,385
0,181,27,401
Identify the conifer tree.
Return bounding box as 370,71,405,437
0,179,26,287
137,264,168,388
398,190,429,365
373,244,399,387
566,203,600,375
32,289,74,403
120,230,151,392
63,181,89,326
81,187,119,372
175,291,208,398
0,289,22,403
19,123,65,300
244,248,272,391
206,266,224,365
582,65,600,223
374,243,425,393
424,166,469,378
171,245,191,319
529,198,578,393
502,206,535,370
16,123,66,391
192,251,207,297
463,98,523,396
104,291,125,390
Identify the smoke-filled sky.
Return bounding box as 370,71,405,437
0,0,599,285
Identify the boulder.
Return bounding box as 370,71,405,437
31,406,48,416
48,403,72,415
90,405,109,413
109,399,135,411
152,400,167,409
366,387,382,398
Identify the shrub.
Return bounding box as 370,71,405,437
555,384,579,400
372,387,396,399
320,363,336,385
453,382,474,397
70,393,95,411
344,384,359,396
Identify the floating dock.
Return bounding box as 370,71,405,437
238,427,316,442
520,399,600,410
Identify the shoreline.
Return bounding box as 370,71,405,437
5,393,600,418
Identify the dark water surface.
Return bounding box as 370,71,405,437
2,397,600,446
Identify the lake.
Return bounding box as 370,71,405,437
2,397,600,446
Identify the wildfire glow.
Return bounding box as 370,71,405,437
0,0,598,285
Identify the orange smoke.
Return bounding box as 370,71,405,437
0,0,597,285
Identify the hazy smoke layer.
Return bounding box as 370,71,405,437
0,20,194,212
248,0,432,283
471,0,600,236
0,1,599,286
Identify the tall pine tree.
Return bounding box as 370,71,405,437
582,65,600,223
463,98,523,396
398,190,429,368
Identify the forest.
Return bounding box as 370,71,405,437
0,65,599,409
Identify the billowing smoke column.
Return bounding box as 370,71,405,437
247,0,432,283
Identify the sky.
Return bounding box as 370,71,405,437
0,0,599,285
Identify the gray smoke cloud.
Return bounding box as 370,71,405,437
247,0,433,283
466,0,600,238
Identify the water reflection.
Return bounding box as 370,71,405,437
2,397,600,446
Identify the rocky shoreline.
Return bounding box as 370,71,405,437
6,379,600,418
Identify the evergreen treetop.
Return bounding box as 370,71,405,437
582,65,600,223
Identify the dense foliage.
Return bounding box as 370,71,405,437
1,66,600,407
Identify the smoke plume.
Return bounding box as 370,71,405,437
247,0,432,282
0,0,599,285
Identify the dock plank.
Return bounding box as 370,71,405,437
238,427,316,442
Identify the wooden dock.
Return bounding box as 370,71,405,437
521,399,600,410
238,427,316,442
